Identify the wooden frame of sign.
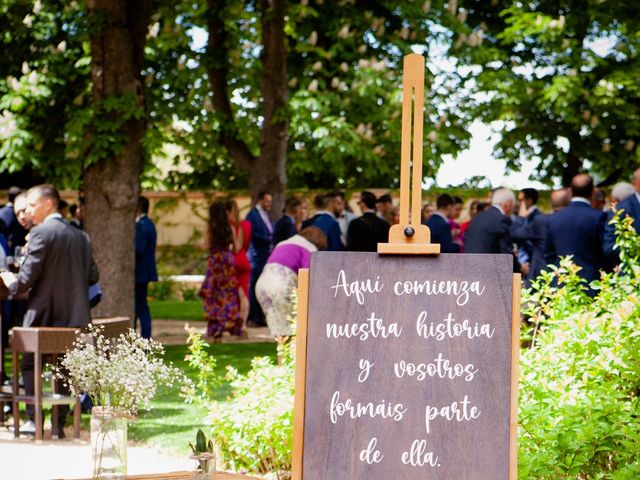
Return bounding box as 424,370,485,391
291,54,521,480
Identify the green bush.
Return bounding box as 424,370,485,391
186,308,296,479
518,212,640,479
148,279,176,301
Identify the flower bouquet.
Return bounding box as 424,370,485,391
53,325,191,479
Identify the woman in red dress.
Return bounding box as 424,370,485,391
226,200,251,325
199,202,243,340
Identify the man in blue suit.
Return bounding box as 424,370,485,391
246,191,273,327
424,194,460,253
301,193,343,251
604,167,640,257
135,196,158,339
545,174,607,286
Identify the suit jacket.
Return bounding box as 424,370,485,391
424,213,460,253
465,206,520,272
17,216,99,328
604,193,640,256
273,215,297,245
346,212,389,252
246,207,273,263
135,215,158,284
302,212,343,251
511,213,547,281
545,201,607,283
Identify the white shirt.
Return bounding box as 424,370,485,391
571,197,591,205
635,191,640,204
256,205,273,233
433,211,448,221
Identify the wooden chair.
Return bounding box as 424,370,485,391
9,317,131,440
11,327,82,441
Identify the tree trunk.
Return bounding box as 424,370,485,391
255,0,288,217
84,0,152,320
206,0,288,219
563,149,582,187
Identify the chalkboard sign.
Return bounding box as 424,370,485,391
293,252,519,480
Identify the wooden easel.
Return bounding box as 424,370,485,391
378,54,440,255
292,53,521,480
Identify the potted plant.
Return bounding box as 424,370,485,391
189,428,216,479
53,325,190,480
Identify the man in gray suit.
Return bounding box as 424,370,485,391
2,184,99,437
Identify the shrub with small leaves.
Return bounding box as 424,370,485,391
518,212,640,479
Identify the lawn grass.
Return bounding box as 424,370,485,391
150,300,204,321
128,342,277,454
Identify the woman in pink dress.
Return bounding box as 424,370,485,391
226,200,251,325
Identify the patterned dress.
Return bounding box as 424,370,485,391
199,246,242,338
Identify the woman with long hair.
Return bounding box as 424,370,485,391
199,201,244,340
225,199,251,324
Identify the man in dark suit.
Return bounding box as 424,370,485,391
273,195,306,245
545,174,607,284
1,184,98,437
135,196,158,339
302,193,343,251
604,167,640,257
424,194,460,253
511,188,544,283
346,191,389,251
246,191,273,326
465,187,521,272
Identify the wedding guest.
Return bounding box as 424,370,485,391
465,187,521,273
460,200,487,239
246,191,273,327
226,199,251,324
256,227,327,339
376,194,394,224
273,195,307,245
199,202,244,340
301,193,343,251
425,194,460,253
0,193,30,384
0,186,25,250
421,203,435,223
0,184,99,437
69,202,84,229
610,182,634,208
448,196,464,248
333,191,356,246
135,196,158,339
550,188,571,212
346,191,389,252
604,168,640,258
545,174,607,284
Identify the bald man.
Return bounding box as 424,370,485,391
604,167,640,256
545,174,607,285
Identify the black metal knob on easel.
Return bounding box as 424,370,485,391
404,226,415,238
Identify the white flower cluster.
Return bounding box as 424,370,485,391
53,325,190,415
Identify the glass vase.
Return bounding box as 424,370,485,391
191,453,216,480
91,406,128,479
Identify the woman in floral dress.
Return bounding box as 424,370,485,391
199,201,244,340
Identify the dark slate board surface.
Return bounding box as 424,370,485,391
302,252,514,480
